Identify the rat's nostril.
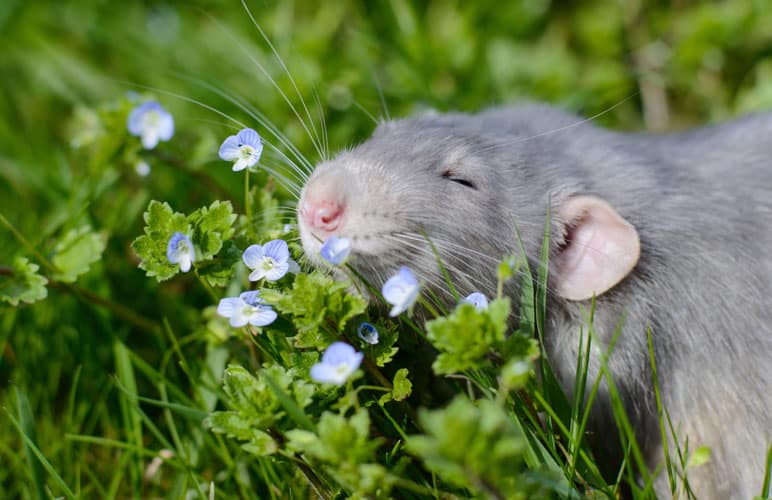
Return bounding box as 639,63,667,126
304,200,344,232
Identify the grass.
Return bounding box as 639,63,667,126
2,0,772,498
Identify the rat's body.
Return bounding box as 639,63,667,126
297,103,772,498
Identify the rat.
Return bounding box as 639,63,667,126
296,102,772,499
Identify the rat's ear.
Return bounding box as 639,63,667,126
553,196,640,301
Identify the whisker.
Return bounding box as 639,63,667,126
312,86,329,162
350,98,381,126
372,68,390,122
170,72,314,175
238,0,326,160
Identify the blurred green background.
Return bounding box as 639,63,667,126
1,0,771,497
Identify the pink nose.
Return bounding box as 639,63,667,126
302,199,344,232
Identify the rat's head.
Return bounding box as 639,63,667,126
297,111,641,307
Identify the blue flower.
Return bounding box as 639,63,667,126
382,266,420,317
310,342,364,385
357,322,379,345
216,290,277,328
127,101,174,150
461,292,489,311
320,236,351,266
242,239,297,282
218,128,263,171
166,232,194,272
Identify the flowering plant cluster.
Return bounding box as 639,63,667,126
120,108,552,498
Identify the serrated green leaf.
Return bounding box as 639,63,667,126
241,429,278,456
51,226,106,283
1,257,48,306
363,322,399,367
205,364,317,453
273,271,367,350
425,298,510,374
391,368,412,401
196,239,241,287
131,200,189,281
188,200,236,261
291,409,379,465
204,411,254,441
406,396,531,497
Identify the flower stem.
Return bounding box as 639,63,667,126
49,281,159,333
244,170,253,240
0,211,59,275
194,269,218,302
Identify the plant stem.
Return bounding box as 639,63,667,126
49,281,159,333
194,269,219,302
0,212,59,274
244,170,253,240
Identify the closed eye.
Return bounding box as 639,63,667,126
441,170,477,189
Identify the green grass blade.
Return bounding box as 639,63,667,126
5,401,76,499
14,388,47,500
113,340,143,494
647,327,676,494
761,441,772,498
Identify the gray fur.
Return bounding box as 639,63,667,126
297,102,772,498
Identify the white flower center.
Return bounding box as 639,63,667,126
239,145,255,159
241,304,258,316
260,257,277,272
143,110,161,131
334,363,350,376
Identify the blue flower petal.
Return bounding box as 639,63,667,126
166,232,194,272
310,341,364,385
218,136,242,161
158,112,174,141
461,292,489,311
264,261,289,282
320,236,351,266
262,239,289,264
236,128,261,148
242,244,265,269
309,363,340,384
357,322,379,345
382,266,420,316
239,290,264,306
127,101,174,150
248,307,277,327
216,297,243,320
322,341,358,365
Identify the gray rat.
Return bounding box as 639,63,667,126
296,102,772,499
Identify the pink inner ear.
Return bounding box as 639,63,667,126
554,196,640,301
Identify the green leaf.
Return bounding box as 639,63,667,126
425,298,510,374
187,200,236,261
195,239,241,287
51,226,106,283
132,200,236,282
272,271,367,350
1,257,48,306
407,396,535,498
366,322,399,367
391,368,412,401
287,409,379,465
131,200,189,281
379,368,412,405
241,429,278,456
204,364,316,451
